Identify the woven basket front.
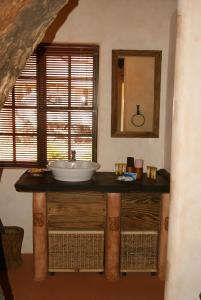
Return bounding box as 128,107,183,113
121,231,158,272
1,226,24,269
48,230,104,272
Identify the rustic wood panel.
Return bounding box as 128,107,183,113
105,193,121,281
47,192,106,230
158,193,170,280
121,193,161,231
0,0,78,109
47,192,161,231
33,192,47,281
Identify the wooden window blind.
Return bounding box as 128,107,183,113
0,44,99,167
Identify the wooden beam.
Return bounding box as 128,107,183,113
158,193,170,280
105,193,121,281
33,192,47,281
0,0,78,109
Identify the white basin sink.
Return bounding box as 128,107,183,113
48,160,100,182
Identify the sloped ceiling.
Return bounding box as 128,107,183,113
0,0,78,109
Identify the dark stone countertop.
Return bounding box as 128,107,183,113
15,169,170,194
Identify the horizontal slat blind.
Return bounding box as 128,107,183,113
0,55,38,165
0,44,98,167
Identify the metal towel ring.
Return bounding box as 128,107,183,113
131,105,145,127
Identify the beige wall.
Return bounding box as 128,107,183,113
0,0,176,252
0,169,33,252
165,1,201,299
164,11,177,171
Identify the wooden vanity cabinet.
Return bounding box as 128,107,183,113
15,170,169,280
47,192,161,273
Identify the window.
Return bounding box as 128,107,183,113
0,44,99,167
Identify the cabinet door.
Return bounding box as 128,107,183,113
121,193,161,231
47,192,106,230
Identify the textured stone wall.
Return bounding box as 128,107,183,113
0,0,78,109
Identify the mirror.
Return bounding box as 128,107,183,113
111,50,162,137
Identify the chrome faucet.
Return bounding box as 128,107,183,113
69,150,76,161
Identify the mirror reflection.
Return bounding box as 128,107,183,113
111,50,162,137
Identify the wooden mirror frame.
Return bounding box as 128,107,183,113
111,50,162,138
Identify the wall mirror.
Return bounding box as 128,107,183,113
111,50,162,137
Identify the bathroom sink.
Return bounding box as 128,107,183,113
48,160,100,182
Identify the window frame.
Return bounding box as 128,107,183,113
0,43,99,168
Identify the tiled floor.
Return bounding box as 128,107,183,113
3,254,165,300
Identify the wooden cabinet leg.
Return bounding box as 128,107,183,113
33,192,47,281
158,193,170,280
105,193,121,281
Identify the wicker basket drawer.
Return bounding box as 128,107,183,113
48,230,104,272
48,230,158,273
121,231,158,272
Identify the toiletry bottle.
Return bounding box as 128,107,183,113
126,157,134,172
134,159,143,180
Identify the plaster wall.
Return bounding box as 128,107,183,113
0,0,176,252
164,11,177,171
0,169,33,253
165,1,201,299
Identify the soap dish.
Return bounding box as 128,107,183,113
117,173,137,182
27,168,45,177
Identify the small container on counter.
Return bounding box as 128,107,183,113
134,159,143,180
122,163,127,174
147,166,157,180
126,157,134,172
115,163,119,175
115,163,127,175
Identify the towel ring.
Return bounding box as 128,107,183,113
131,105,145,127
